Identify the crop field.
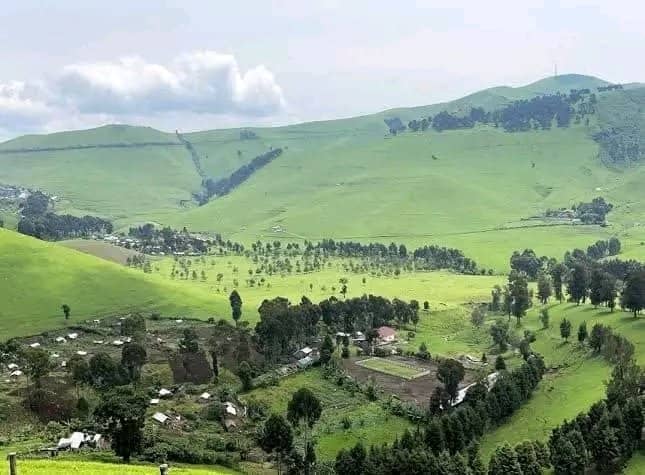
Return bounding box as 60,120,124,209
355,357,430,380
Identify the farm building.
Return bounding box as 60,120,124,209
376,326,396,343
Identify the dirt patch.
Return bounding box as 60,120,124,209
343,355,477,406
60,239,143,265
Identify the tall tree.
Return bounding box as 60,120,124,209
238,361,253,391
121,342,147,383
577,321,588,344
508,270,530,325
437,358,465,403
550,263,567,303
319,335,334,365
536,272,552,305
622,269,645,317
229,290,243,325
260,414,293,475
567,262,590,304
94,387,149,462
287,388,322,474
22,347,53,388
487,443,523,475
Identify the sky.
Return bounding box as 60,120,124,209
1,0,643,139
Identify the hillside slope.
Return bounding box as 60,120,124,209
0,229,229,337
3,75,645,269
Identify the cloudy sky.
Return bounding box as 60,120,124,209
1,0,643,139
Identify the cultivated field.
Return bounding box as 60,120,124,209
15,459,238,474
355,356,430,380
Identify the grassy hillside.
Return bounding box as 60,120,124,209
16,459,237,474
0,229,232,337
3,75,645,270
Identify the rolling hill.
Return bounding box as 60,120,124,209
2,74,645,269
0,228,231,337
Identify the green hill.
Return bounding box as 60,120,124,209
3,74,645,269
0,229,229,337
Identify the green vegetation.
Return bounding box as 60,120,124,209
0,229,230,337
17,459,237,474
355,357,428,379
243,368,411,460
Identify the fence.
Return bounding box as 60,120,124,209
6,453,170,474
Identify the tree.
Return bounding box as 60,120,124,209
335,442,366,475
539,308,550,329
490,285,502,312
577,321,587,344
560,318,572,342
89,353,123,390
61,304,71,320
260,414,293,474
179,328,199,353
423,301,430,312
319,335,334,365
229,290,243,325
287,388,322,475
121,342,147,382
515,440,542,475
537,272,552,304
550,263,567,302
567,262,590,304
608,237,621,255
508,271,530,325
94,387,148,462
23,347,53,388
622,269,645,317
410,300,420,329
121,314,145,337
589,323,607,352
68,354,90,397
487,443,523,475
550,435,581,475
437,359,465,403
490,320,510,351
470,306,486,328
589,411,621,472
495,355,506,371
238,361,253,391
606,359,642,407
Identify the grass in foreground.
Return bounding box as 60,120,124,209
16,459,237,475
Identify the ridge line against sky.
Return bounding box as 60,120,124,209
1,0,643,139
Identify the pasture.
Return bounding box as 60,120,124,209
14,459,238,475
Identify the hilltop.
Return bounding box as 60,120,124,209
2,74,645,269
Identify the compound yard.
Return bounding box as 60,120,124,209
355,356,431,380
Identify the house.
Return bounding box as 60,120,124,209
150,398,160,405
352,331,366,342
112,340,124,346
29,342,41,348
7,363,18,370
55,337,66,343
297,356,314,369
76,351,88,356
67,333,78,340
152,412,169,424
294,346,313,360
451,372,500,407
199,392,211,401
159,388,172,397
376,326,396,343
10,370,23,377
56,432,104,451
224,401,237,416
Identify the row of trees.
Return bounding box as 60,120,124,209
336,356,546,473
127,223,212,254
198,148,283,203
17,189,113,240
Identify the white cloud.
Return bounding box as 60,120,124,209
0,51,286,136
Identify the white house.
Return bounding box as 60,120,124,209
152,412,169,424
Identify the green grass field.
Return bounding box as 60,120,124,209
243,368,412,460
356,357,428,379
0,229,233,337
15,459,237,475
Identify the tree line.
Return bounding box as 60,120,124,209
197,148,283,204
335,356,546,474
17,191,112,240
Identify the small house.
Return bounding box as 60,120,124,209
112,340,124,346
200,392,211,401
294,346,313,360
376,326,396,343
55,337,66,343
10,370,23,377
152,412,169,424
29,342,41,348
224,401,237,416
159,388,172,397
67,333,78,340
297,356,313,369
76,351,88,356
7,363,18,370
150,398,160,405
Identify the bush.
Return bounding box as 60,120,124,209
150,313,161,321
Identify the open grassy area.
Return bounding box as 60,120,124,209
243,368,412,460
15,459,238,475
356,357,429,379
0,229,233,337
479,302,645,459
